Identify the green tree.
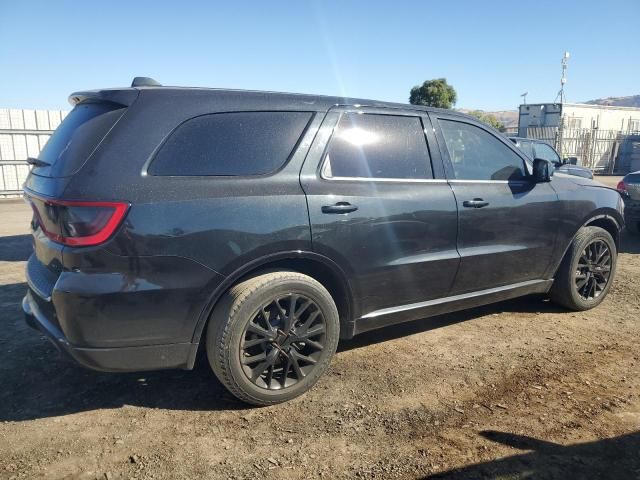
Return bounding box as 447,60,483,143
467,110,505,131
409,78,457,109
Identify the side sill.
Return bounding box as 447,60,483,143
353,279,553,336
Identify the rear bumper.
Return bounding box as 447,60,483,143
23,291,197,372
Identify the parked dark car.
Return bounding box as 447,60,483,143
617,171,640,233
509,137,594,179
23,79,624,405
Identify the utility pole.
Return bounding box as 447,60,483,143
520,92,528,105
554,51,570,159
555,51,570,104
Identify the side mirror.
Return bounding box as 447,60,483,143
532,158,552,183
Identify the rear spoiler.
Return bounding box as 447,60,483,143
68,88,140,107
69,77,161,107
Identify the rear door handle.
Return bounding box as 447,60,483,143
321,202,358,214
462,198,489,208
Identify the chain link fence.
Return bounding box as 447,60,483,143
521,125,640,174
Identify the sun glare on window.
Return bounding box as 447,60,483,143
337,127,379,147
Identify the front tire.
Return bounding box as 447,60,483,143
206,271,340,406
550,226,617,311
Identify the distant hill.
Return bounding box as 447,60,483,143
458,109,519,127
585,95,640,108
459,95,640,129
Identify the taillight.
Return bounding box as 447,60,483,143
616,180,627,193
29,197,129,247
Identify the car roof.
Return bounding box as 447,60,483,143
69,84,471,118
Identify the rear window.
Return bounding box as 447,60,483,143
35,102,126,177
148,111,313,176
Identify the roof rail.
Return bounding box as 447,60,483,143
131,77,162,87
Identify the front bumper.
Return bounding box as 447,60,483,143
23,291,197,372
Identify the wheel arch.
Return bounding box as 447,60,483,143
190,251,356,355
583,211,622,249
550,210,622,279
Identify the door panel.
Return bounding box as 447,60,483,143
449,180,559,293
432,114,560,294
300,109,459,318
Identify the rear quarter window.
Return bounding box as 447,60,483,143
148,111,313,176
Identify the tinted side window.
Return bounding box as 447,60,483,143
323,113,432,179
440,120,527,181
149,111,312,176
533,142,560,163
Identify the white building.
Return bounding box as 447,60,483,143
518,102,640,134
518,103,640,173
0,108,67,196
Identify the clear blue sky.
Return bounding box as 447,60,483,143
0,0,637,111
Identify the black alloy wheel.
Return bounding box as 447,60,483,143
550,226,617,311
207,271,339,406
574,239,612,301
240,294,326,390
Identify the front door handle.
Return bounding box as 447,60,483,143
321,202,358,214
462,198,489,208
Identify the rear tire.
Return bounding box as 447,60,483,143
206,271,339,406
550,226,617,311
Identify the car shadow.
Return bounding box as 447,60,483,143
0,234,32,261
423,430,640,479
0,279,562,422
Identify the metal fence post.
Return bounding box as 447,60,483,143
556,118,563,157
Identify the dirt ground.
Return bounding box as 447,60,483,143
1,190,639,480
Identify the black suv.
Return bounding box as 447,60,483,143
23,79,624,405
